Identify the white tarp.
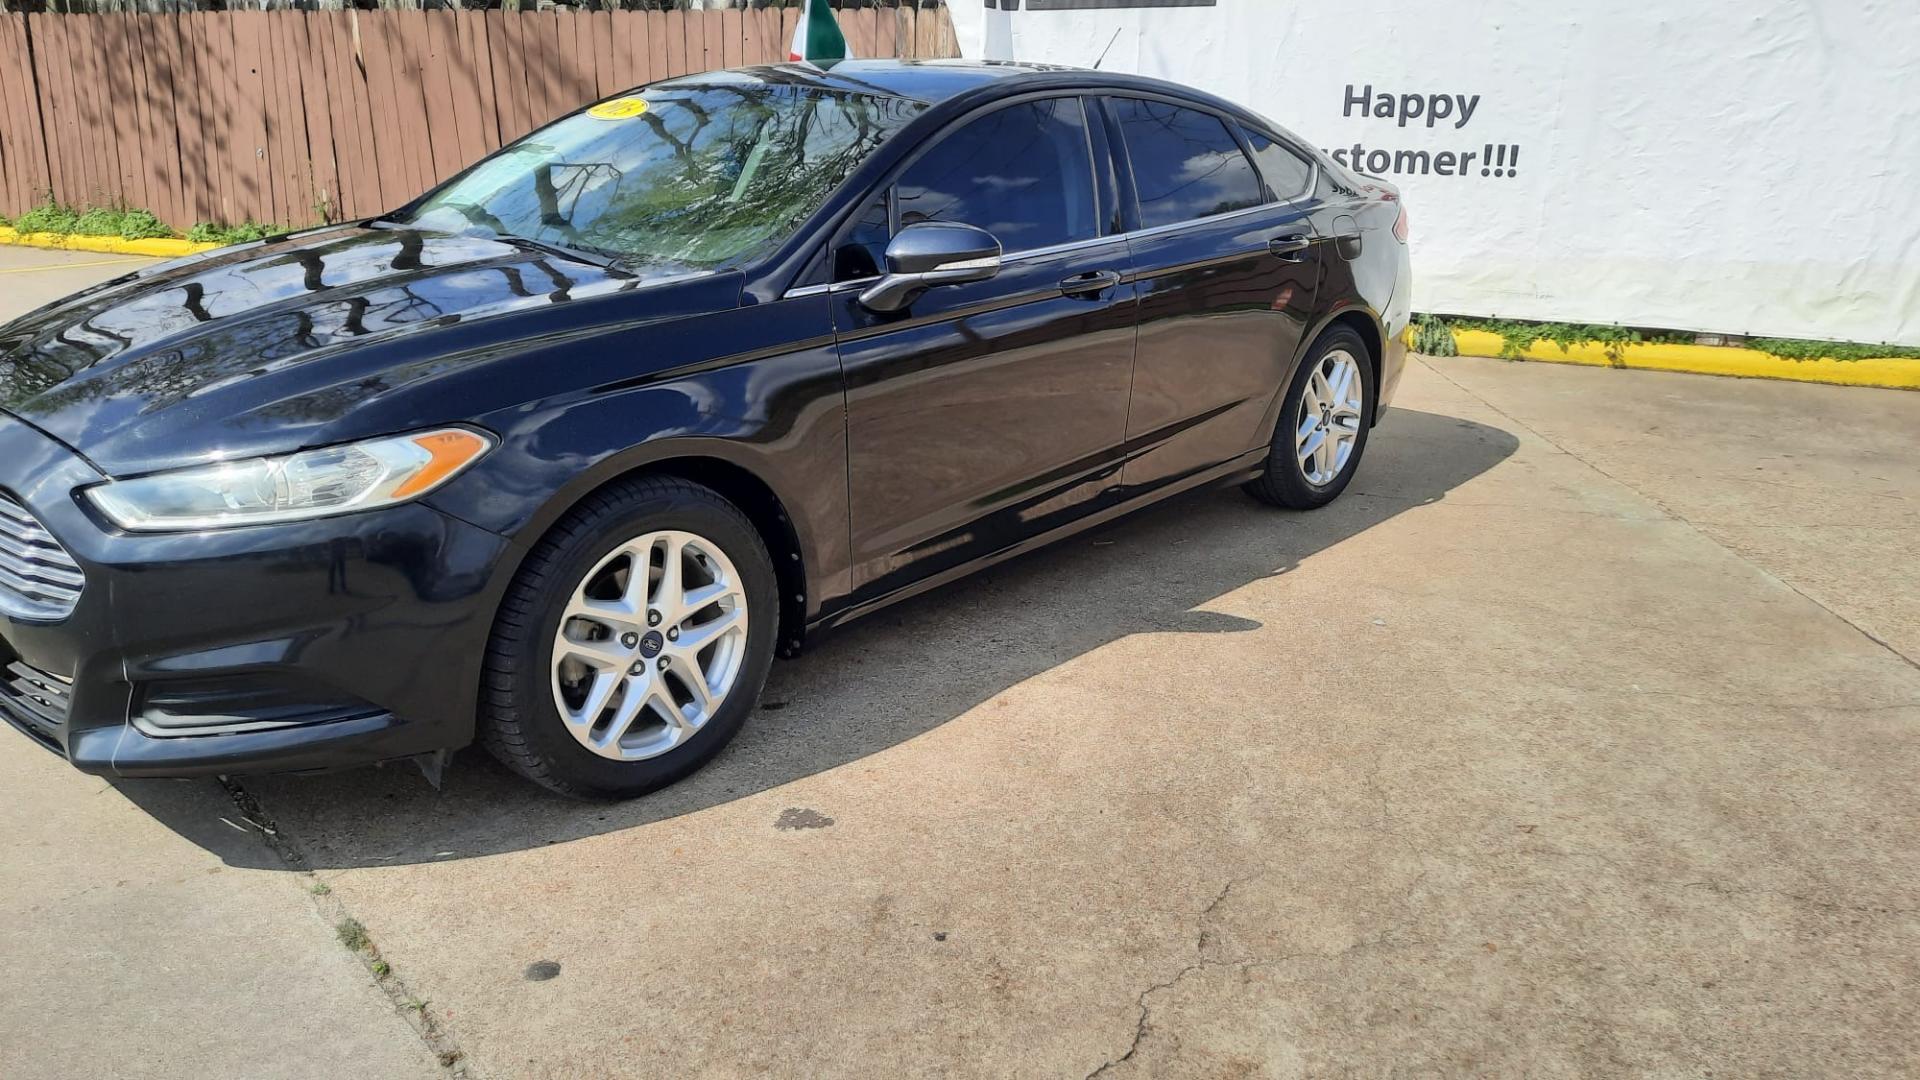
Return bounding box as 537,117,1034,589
948,0,1920,346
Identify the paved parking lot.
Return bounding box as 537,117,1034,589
2,247,1917,1078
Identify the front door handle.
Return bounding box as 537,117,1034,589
1268,234,1313,261
1059,270,1122,298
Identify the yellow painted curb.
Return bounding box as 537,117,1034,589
1414,327,1920,391
0,226,217,259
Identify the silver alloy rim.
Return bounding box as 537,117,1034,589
1296,348,1365,486
550,529,750,761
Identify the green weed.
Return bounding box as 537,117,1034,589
1410,314,1457,356
12,199,80,235
1745,337,1920,362
1420,316,1916,365
185,220,282,245
336,918,370,952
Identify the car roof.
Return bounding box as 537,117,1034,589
659,58,1091,105
655,60,1288,142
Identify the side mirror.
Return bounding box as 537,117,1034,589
858,222,1002,313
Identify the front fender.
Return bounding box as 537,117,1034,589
424,298,851,625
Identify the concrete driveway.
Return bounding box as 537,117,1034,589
1,246,1916,1078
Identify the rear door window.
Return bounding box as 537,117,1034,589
1110,97,1265,229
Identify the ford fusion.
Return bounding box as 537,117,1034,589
0,61,1410,798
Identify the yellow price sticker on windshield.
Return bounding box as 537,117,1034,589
587,97,649,120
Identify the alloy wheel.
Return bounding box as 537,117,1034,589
1295,347,1365,486
550,529,750,761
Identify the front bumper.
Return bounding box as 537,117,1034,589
0,414,515,777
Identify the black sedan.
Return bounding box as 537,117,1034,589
0,60,1410,798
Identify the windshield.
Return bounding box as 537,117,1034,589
404,82,924,269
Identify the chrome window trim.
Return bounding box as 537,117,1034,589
783,203,1311,300
1000,233,1128,263
783,235,1129,299
783,278,872,299
1126,200,1282,242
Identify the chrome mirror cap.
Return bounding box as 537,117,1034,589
859,223,1002,313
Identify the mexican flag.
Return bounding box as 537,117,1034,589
789,0,850,65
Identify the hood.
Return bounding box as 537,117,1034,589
0,226,728,475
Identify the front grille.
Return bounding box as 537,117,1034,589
0,660,72,747
0,494,83,621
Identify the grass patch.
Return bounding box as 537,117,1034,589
12,200,80,235
15,201,175,240
1439,317,1690,363
114,209,174,240
185,220,284,245
5,197,289,247
309,881,332,897
336,917,370,952
1417,314,1918,364
68,206,174,240
1745,337,1920,363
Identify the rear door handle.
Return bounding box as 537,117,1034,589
1059,270,1122,298
1268,234,1313,261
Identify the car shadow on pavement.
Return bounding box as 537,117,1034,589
115,407,1517,870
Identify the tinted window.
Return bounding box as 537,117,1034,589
894,98,1098,253
1111,98,1264,229
408,84,922,268
1245,129,1314,200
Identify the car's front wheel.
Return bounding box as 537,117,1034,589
479,476,778,799
1244,326,1374,509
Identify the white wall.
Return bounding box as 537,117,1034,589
948,0,1920,346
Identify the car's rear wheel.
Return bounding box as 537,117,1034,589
1244,327,1374,509
479,476,778,799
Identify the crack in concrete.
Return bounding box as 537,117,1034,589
216,778,471,1076
1085,876,1245,1080
1086,767,1438,1079
1084,926,1436,1078
1767,890,1920,918
1078,797,1908,1077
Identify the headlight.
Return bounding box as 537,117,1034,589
86,428,494,531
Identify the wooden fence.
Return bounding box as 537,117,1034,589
0,5,958,230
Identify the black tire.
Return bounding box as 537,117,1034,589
1244,327,1375,509
478,476,779,799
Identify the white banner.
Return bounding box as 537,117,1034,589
949,0,1920,346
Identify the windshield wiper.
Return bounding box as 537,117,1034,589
492,232,624,271
363,212,624,271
